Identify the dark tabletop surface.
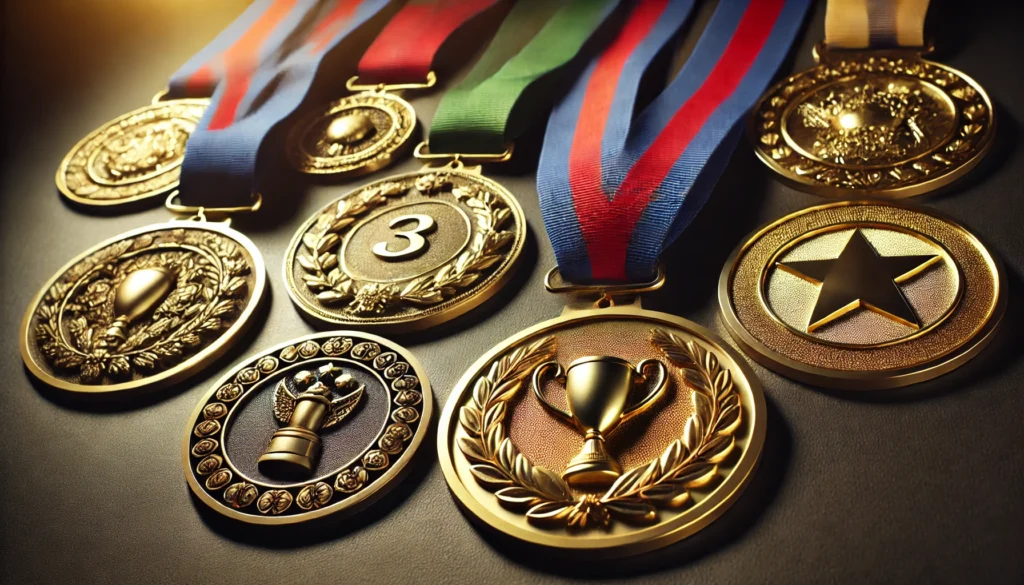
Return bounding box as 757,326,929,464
2,1,1022,584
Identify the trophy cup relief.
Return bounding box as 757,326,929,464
531,356,668,489
259,364,365,479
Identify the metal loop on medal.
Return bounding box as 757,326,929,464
812,40,934,64
544,262,666,296
165,191,263,219
346,71,437,93
151,88,172,104
413,141,514,164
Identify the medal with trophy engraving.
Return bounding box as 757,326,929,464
55,0,312,209
719,200,1005,390
183,332,431,525
438,0,808,555
283,0,622,332
749,0,995,198
287,0,503,177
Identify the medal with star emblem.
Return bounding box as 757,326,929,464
719,201,1005,390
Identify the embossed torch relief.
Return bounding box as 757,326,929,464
27,227,258,387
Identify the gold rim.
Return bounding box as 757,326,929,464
437,306,766,556
19,221,266,395
182,331,432,525
55,98,211,207
718,200,1005,390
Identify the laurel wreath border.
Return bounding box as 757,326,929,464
34,231,249,382
297,172,515,315
456,329,742,529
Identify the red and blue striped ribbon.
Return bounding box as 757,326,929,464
178,0,393,208
537,0,810,283
167,0,315,99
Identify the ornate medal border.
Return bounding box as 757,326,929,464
183,331,432,525
286,91,417,177
718,200,1006,390
749,56,995,198
437,306,766,556
283,168,525,333
19,221,266,395
56,98,210,207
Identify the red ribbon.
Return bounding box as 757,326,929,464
356,0,503,85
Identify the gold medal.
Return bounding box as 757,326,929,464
719,200,1005,390
56,91,209,208
286,77,431,177
183,331,431,525
284,159,524,333
438,289,765,556
750,0,995,198
20,200,265,396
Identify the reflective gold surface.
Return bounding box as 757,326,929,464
183,332,431,525
750,51,994,198
283,166,524,333
719,201,1004,389
438,304,764,555
56,99,209,206
19,221,266,395
287,91,416,177
531,355,668,488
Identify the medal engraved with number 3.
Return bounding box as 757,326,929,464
284,165,525,333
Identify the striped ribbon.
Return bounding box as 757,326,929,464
168,0,316,99
537,0,810,284
356,0,504,85
178,0,393,208
825,0,930,49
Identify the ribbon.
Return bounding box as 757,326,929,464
179,0,393,208
168,0,316,100
825,0,930,49
537,0,811,284
356,0,505,85
428,0,621,156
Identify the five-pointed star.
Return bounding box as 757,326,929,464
777,230,941,332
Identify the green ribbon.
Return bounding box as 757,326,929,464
428,0,619,155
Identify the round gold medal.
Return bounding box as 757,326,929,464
286,91,416,177
438,304,765,556
20,221,265,395
183,332,431,525
719,200,1005,390
750,50,994,198
284,165,525,333
56,98,209,207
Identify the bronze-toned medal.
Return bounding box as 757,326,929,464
284,162,524,333
20,199,266,396
438,298,765,555
56,92,209,207
183,332,431,525
719,200,1005,390
750,0,995,198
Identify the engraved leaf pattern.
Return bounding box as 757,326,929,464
35,231,250,383
457,329,742,530
297,175,515,315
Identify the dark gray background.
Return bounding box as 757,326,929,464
2,1,1021,583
